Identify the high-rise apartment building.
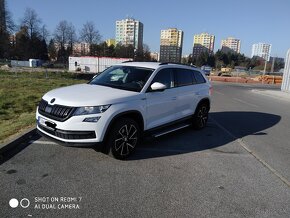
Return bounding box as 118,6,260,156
115,18,143,50
160,28,183,63
251,43,272,61
192,33,215,57
221,37,241,53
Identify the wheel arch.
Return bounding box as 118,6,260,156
104,110,144,141
195,98,211,114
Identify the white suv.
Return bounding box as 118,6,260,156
36,62,211,159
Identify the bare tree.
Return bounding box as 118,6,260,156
54,20,77,49
0,0,15,58
80,21,101,45
5,10,14,33
0,0,7,34
54,20,77,62
142,43,151,61
21,8,41,38
54,20,69,48
40,24,49,42
0,0,14,34
67,22,77,51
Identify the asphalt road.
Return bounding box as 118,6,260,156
0,82,289,218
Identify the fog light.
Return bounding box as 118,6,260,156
83,117,101,122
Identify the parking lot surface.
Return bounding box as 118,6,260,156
0,82,289,218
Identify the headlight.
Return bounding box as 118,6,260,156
73,105,111,116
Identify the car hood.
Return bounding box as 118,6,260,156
42,84,142,107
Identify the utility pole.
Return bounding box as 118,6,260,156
271,56,275,73
263,59,267,76
262,58,267,84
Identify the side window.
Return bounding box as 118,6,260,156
151,68,173,89
174,69,195,87
193,70,206,84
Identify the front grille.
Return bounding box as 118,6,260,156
38,99,75,122
39,124,96,140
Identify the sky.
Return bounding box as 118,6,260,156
7,0,290,58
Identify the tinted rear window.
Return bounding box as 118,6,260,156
175,68,195,87
193,71,206,84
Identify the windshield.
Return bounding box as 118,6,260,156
89,66,154,92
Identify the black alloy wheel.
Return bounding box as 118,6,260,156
193,104,209,130
107,118,140,159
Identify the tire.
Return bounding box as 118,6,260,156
193,103,209,130
106,118,140,160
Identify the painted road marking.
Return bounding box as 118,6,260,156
214,90,225,95
233,98,259,108
29,140,57,145
210,117,290,188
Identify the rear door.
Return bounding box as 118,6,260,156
145,68,178,129
174,68,200,120
192,70,209,98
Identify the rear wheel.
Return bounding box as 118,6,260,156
106,118,140,160
193,103,209,130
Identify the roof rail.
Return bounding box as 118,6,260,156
159,62,196,67
122,60,133,63
159,62,174,65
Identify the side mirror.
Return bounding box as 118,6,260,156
150,82,166,92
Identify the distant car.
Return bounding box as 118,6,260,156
201,65,212,76
202,70,210,76
36,62,211,159
218,72,232,77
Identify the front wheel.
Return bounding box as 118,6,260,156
106,118,140,160
193,103,209,130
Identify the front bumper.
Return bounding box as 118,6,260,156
36,108,110,144
38,124,96,140
37,128,102,147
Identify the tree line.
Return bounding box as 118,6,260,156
0,1,151,64
182,50,284,72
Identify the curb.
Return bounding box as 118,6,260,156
0,126,37,156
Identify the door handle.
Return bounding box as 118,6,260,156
171,97,177,100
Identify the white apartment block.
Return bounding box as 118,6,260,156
251,43,272,61
54,42,90,56
221,37,241,53
73,43,90,56
115,18,143,50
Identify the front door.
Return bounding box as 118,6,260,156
145,68,178,129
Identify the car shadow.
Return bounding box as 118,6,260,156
0,111,281,164
0,131,41,165
127,111,281,160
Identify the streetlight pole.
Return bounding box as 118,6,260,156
263,59,267,76
271,56,275,73
262,58,267,84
